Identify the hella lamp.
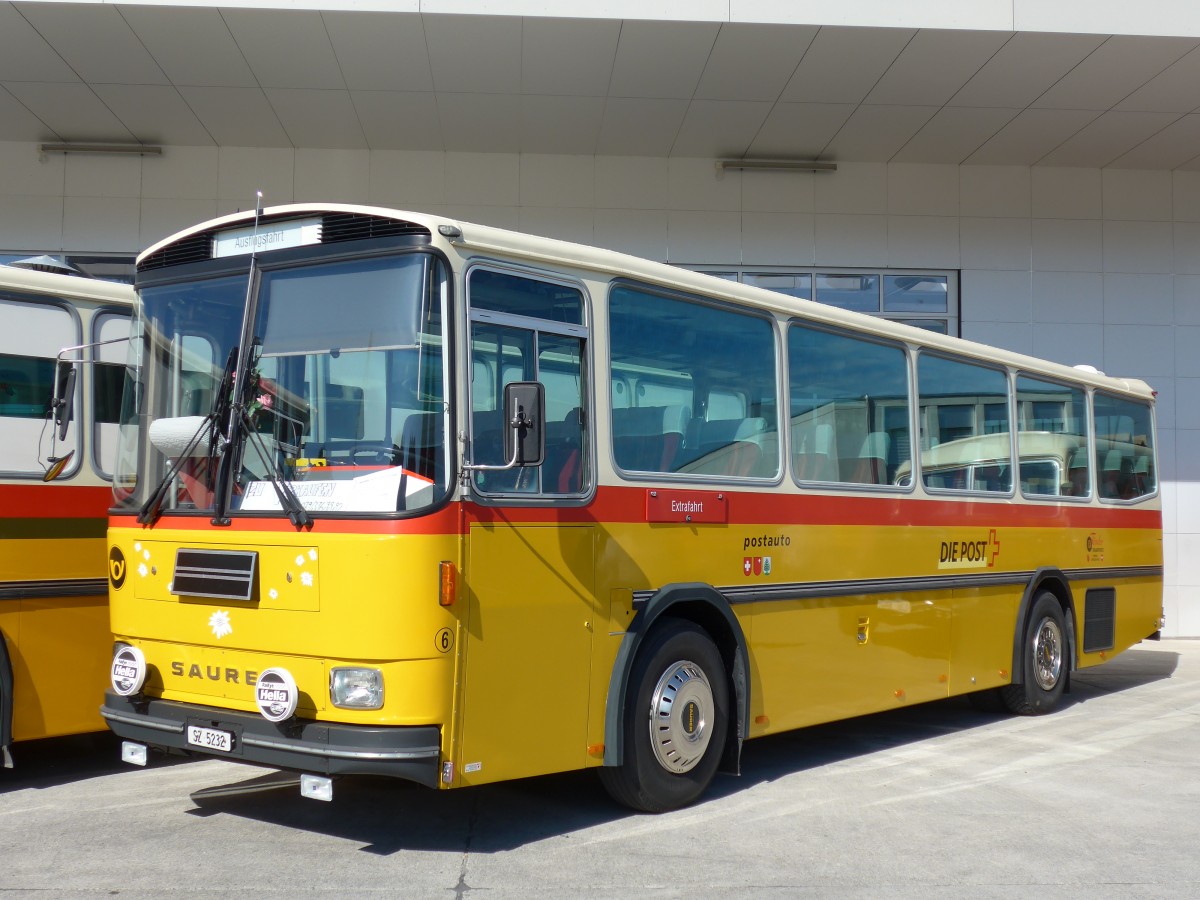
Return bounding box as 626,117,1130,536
330,668,384,709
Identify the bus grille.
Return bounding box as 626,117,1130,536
172,549,258,602
1082,587,1116,653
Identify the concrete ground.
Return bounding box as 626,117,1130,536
2,639,1198,898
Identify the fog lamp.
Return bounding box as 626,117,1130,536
330,668,384,709
111,643,147,697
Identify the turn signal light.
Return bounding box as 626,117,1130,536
439,561,457,607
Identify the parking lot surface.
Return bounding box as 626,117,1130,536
2,639,1198,898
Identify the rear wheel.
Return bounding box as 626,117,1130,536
1001,592,1067,715
600,619,728,813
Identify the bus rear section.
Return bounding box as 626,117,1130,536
1,264,131,764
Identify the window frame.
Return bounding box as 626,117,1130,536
465,260,594,505
785,317,916,495
0,293,82,480
89,305,133,481
1091,388,1159,505
1013,371,1093,504
914,349,1016,499
606,278,784,486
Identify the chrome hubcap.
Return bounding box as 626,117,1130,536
1032,616,1063,691
648,660,714,774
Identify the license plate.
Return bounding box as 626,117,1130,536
186,725,233,752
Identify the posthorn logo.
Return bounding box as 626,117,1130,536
209,610,233,639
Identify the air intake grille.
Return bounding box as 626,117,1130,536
172,548,258,602
140,232,211,270
139,212,431,272
1082,587,1116,653
321,213,430,243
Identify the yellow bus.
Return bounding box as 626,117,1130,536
100,205,1162,811
1,262,132,765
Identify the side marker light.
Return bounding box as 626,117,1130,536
439,561,457,607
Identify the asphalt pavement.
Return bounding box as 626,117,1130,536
2,638,1198,898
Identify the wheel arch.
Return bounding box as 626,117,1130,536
1010,567,1076,686
603,582,749,775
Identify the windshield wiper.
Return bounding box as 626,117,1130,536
237,411,311,528
136,350,235,526
230,343,310,529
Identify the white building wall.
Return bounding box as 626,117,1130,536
1,138,1194,634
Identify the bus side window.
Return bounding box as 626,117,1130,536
1,299,77,475
610,283,779,480
788,321,911,488
468,267,589,496
917,353,1011,494
1093,392,1156,502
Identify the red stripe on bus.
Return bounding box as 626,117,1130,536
110,485,1161,535
0,484,114,518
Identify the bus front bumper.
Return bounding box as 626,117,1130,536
101,691,442,788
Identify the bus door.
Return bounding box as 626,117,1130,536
459,267,595,785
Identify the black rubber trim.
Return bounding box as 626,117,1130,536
0,637,13,762
632,565,1164,608
101,692,442,787
0,578,108,601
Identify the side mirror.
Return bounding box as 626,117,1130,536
42,450,74,483
53,363,77,442
502,381,545,468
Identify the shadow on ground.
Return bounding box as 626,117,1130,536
2,731,131,793
176,643,1180,856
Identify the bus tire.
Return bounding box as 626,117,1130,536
1001,591,1067,715
599,619,728,813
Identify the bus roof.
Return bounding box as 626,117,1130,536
0,263,134,307
137,203,1155,402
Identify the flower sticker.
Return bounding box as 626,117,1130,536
301,572,313,587
209,610,233,640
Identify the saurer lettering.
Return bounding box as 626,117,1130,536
171,661,258,685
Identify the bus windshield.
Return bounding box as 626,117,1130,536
113,252,450,517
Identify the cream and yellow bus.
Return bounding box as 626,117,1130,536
100,205,1162,811
1,262,132,765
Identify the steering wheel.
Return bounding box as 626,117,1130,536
348,443,399,466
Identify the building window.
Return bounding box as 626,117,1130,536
695,267,958,336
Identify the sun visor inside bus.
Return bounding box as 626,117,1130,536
258,257,425,356
148,416,210,458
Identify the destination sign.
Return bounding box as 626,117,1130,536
212,217,322,258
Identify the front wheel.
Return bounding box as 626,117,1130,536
599,620,729,813
1001,592,1068,715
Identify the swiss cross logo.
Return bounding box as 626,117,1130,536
742,556,772,577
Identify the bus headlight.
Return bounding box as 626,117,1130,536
330,668,384,709
111,643,147,697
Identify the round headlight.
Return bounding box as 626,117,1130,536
111,644,147,697
254,668,299,722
